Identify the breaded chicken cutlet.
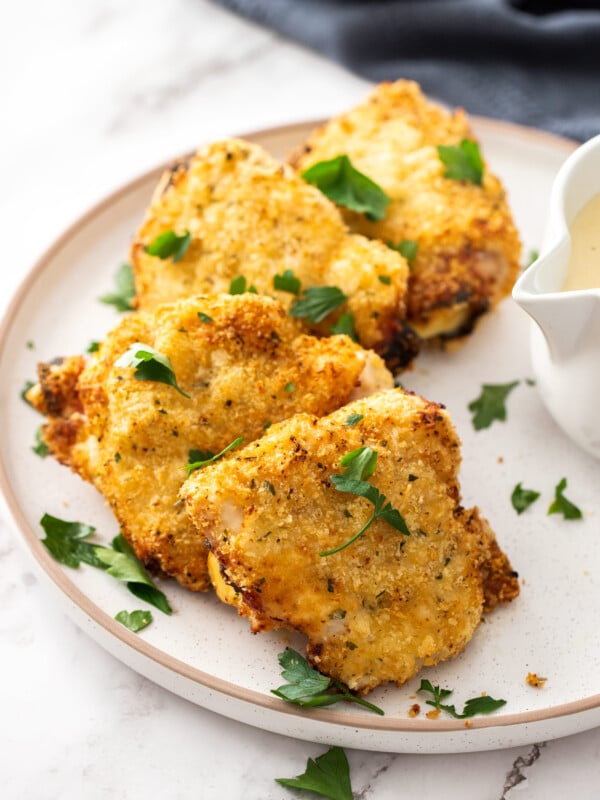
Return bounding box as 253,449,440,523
183,389,519,694
291,80,522,342
130,138,420,371
27,294,393,591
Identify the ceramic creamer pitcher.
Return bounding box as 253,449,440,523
513,134,600,460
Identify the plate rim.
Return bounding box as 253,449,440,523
1,116,590,739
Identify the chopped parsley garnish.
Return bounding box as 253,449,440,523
115,609,153,633
418,679,506,718
229,275,258,295
302,155,390,221
511,483,540,515
321,446,410,556
437,139,484,186
330,312,357,341
547,477,583,520
276,745,353,800
284,382,296,393
344,413,363,428
273,269,301,295
186,437,244,476
21,380,35,407
39,515,172,614
378,274,391,285
32,427,48,458
387,239,419,266
524,249,539,269
86,341,100,353
468,381,519,430
290,286,348,323
145,230,191,263
99,263,136,312
115,342,190,398
197,312,212,323
271,648,383,715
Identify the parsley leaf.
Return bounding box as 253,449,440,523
344,413,363,428
186,437,244,476
229,275,258,295
511,483,540,514
322,447,409,556
302,155,390,221
330,312,358,341
86,340,100,353
99,263,136,312
274,269,301,295
524,249,539,269
547,477,583,520
40,514,105,569
418,679,506,718
197,312,212,323
290,286,348,323
115,342,190,398
32,426,49,458
437,139,484,186
468,381,519,430
271,648,383,715
387,239,419,266
115,609,153,633
21,380,35,407
145,230,191,263
276,746,353,800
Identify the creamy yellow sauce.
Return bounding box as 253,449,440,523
562,192,600,291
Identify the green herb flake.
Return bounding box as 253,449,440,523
32,427,49,458
115,342,190,398
547,477,583,520
115,609,153,633
264,480,276,495
524,249,539,269
437,139,484,186
276,746,353,800
301,154,390,221
197,312,213,324
274,269,301,295
86,341,100,353
511,482,540,515
39,514,105,570
344,413,363,428
145,230,191,263
330,312,358,341
271,648,383,715
284,382,296,393
109,534,172,615
378,274,391,285
321,446,410,557
26,340,34,350
387,239,419,266
228,275,257,295
468,381,519,430
418,679,506,719
263,421,272,430
186,437,243,476
99,263,135,312
21,380,35,407
290,286,348,323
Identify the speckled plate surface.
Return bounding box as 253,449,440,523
1,119,598,753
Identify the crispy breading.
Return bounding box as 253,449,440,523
28,294,393,591
131,139,419,371
291,80,522,342
183,389,518,694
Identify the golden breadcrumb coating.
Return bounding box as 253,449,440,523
131,138,419,371
183,389,518,694
291,80,522,342
28,294,393,591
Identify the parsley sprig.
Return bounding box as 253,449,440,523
302,154,390,221
115,609,153,632
418,679,506,718
145,230,191,262
548,477,583,520
40,515,172,615
511,483,540,515
99,262,135,312
330,312,357,341
468,381,519,430
290,286,348,323
276,745,353,800
186,437,244,476
271,648,383,715
322,447,410,557
116,342,190,398
273,269,301,295
387,239,419,266
229,275,258,295
437,139,484,186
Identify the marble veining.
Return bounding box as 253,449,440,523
2,0,600,797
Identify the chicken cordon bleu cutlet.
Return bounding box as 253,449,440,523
130,138,420,371
182,389,519,694
291,80,522,343
27,293,393,591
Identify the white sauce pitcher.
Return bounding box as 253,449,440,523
512,133,600,460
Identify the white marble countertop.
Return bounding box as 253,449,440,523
2,1,599,797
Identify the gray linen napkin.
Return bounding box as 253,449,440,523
213,0,600,141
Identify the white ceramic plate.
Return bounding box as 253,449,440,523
1,119,598,754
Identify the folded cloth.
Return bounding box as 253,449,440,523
213,0,600,141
